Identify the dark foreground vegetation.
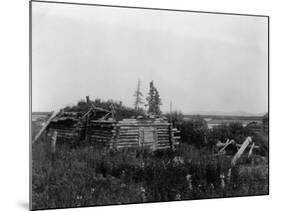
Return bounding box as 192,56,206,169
32,127,268,209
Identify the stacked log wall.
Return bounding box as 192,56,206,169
88,120,117,148
49,117,181,150
115,118,180,150
48,120,84,143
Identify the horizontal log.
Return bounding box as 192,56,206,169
118,136,139,139
119,130,140,134
158,133,170,137
117,143,156,147
89,133,114,136
55,129,80,133
157,143,172,147
118,133,139,137
157,146,171,150
90,124,116,127
93,143,114,147
157,139,170,143
118,133,139,136
117,135,139,138
91,120,117,123
89,128,115,131
119,119,167,122
49,127,78,131
57,135,78,139
116,141,139,145
90,127,116,130
57,135,76,139
118,130,170,135
118,122,168,125
117,138,139,142
157,131,170,133
117,144,139,147
118,126,170,130
117,138,140,141
56,131,79,135
117,140,139,143
118,123,171,127
157,145,171,149
89,132,116,137
158,138,170,141
157,129,170,131
90,130,115,134
116,146,138,149
90,139,114,143
89,135,114,140
157,141,171,144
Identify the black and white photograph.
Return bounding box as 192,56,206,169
30,1,269,210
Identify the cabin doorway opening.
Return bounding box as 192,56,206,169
138,127,158,150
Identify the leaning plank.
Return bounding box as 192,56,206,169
32,110,61,144
248,142,255,158
231,136,252,166
219,139,235,154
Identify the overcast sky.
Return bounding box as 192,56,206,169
32,2,268,115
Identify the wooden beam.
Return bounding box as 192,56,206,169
219,139,235,154
248,142,255,158
32,110,61,144
231,137,252,166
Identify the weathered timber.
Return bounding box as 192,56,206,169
47,111,180,150
33,110,61,144
231,137,252,166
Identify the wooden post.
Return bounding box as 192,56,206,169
113,125,119,150
50,130,57,165
248,142,255,158
153,128,158,151
139,128,144,149
138,128,144,164
110,104,115,120
231,137,252,166
169,124,175,150
86,96,90,104
51,130,57,153
85,112,90,142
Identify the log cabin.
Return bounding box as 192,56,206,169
46,107,180,151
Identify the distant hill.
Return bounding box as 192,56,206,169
184,111,266,117
183,114,263,121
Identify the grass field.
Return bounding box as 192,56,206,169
31,125,268,210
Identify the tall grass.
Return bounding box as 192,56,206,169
32,142,268,210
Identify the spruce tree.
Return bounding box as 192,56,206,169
146,81,162,115
154,88,162,115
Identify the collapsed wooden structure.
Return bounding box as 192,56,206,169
34,104,181,151
216,136,260,166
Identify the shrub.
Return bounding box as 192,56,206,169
207,122,252,145
176,117,208,148
64,98,145,120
